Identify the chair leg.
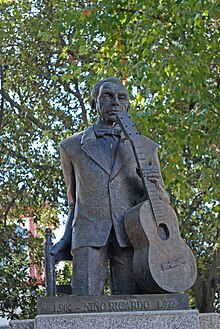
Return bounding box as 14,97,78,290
44,228,56,297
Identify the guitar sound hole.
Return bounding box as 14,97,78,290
157,223,169,240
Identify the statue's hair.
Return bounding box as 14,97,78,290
90,77,128,109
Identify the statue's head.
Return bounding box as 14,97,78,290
90,77,130,125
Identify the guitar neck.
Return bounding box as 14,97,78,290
116,112,165,226
131,140,165,225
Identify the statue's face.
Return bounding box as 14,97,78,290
96,82,129,124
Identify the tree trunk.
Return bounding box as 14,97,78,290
192,218,220,312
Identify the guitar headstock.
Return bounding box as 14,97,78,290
116,111,141,143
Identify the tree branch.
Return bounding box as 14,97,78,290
61,79,88,127
73,78,88,127
182,190,207,224
2,185,26,226
2,89,50,131
12,84,25,105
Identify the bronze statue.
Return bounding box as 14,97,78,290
51,77,196,296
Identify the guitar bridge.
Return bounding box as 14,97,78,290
161,258,186,271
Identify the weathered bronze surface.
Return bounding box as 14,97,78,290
37,294,189,314
49,77,196,297
116,112,197,293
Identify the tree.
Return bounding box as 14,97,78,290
0,0,219,318
0,221,44,319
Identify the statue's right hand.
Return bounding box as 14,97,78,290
50,239,69,256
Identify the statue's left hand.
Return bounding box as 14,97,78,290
137,165,160,187
147,176,159,187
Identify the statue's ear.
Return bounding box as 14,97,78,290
90,99,96,110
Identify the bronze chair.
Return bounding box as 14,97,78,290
44,228,72,296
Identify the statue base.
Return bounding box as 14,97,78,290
9,295,220,329
37,293,189,314
9,311,220,329
36,310,199,329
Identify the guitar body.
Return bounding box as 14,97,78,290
125,200,197,293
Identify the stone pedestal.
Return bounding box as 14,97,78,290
9,311,220,329
37,294,189,314
199,313,220,329
35,310,199,329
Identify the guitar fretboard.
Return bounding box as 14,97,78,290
117,112,166,226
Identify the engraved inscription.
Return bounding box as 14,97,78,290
53,303,72,313
37,294,189,315
84,301,107,312
83,299,149,312
157,299,176,309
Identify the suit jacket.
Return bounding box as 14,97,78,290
59,123,169,250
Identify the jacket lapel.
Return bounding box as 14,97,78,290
81,125,111,175
110,137,134,181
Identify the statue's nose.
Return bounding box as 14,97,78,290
112,95,120,106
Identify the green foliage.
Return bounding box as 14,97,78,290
0,0,219,317
56,262,72,286
0,222,45,319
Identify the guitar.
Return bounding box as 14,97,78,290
116,112,197,293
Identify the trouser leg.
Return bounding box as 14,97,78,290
109,230,142,295
72,246,108,296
